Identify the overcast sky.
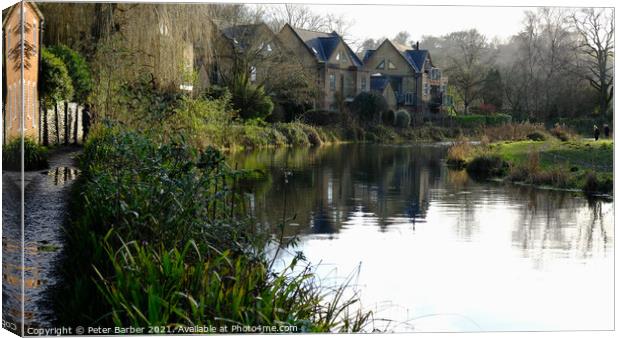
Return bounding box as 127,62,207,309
241,1,613,50
305,4,533,45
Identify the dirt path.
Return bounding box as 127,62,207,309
2,147,82,332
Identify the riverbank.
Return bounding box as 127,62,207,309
448,138,613,195
2,147,81,333
52,122,372,332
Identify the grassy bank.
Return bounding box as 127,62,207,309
53,122,372,332
448,136,613,195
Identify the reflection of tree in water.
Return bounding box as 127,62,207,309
235,144,446,235
510,186,612,263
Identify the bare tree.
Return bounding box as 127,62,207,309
445,29,494,114
265,4,353,38
571,8,614,114
393,31,412,46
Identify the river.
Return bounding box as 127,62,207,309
231,143,614,332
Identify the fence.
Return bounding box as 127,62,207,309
39,101,86,146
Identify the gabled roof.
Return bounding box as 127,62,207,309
403,49,430,72
3,2,44,27
218,22,276,52
363,39,433,74
285,24,363,67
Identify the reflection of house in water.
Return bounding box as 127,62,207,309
241,144,445,235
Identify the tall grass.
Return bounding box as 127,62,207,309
55,121,372,331
2,137,49,171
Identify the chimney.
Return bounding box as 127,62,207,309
415,41,419,50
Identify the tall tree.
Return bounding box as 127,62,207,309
571,8,614,114
444,29,494,114
393,31,412,46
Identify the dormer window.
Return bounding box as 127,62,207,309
376,60,385,69
159,21,169,36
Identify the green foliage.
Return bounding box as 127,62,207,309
350,92,388,123
302,109,342,126
48,44,92,104
453,113,511,128
466,154,508,179
394,110,411,128
485,113,512,125
583,171,613,195
229,72,273,120
527,131,547,141
381,110,395,125
40,48,74,107
57,123,371,331
2,138,49,171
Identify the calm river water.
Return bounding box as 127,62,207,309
232,143,614,332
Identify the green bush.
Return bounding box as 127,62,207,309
48,44,91,104
394,109,411,128
40,47,74,110
486,113,512,125
229,72,274,120
56,123,370,331
527,131,547,141
2,138,49,171
302,109,341,126
466,154,508,179
381,110,395,125
583,171,613,195
350,92,388,123
453,114,486,128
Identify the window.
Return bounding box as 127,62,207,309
361,78,367,91
388,60,396,70
329,74,336,90
266,43,272,52
312,47,318,55
32,22,37,49
250,66,257,82
159,21,169,36
376,60,385,69
424,83,430,96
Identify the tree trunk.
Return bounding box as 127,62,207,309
74,105,79,144
64,101,69,145
54,102,60,145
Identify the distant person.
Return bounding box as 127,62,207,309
593,125,600,141
82,104,91,142
603,124,610,138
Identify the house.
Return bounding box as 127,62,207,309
277,24,370,111
210,22,286,86
363,40,447,114
3,1,44,143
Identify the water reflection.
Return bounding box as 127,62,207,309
45,167,80,185
232,143,613,332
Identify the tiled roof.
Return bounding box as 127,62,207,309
220,23,268,50
291,26,363,67
403,49,429,72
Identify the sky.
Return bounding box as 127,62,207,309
303,4,533,46
240,1,614,50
